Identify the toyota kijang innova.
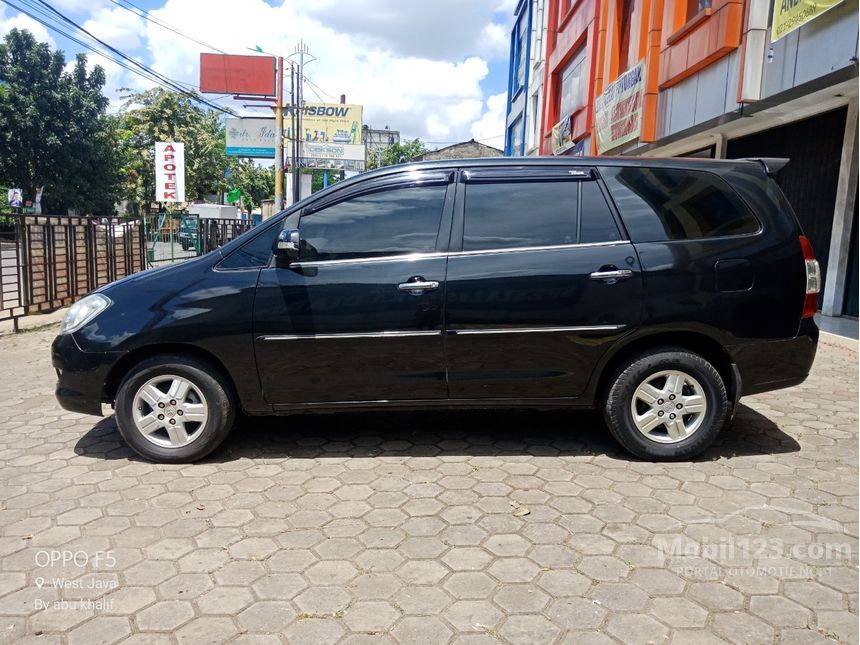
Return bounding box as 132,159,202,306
53,157,820,462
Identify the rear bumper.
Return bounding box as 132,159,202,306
729,318,819,396
51,333,120,416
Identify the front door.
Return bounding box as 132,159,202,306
445,167,643,399
253,171,454,405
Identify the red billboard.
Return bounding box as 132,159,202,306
199,53,275,96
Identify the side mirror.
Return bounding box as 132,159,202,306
274,228,301,263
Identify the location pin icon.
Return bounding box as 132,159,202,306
35,577,44,589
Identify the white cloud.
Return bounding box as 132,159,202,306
299,0,512,61
83,6,147,51
65,0,512,145
0,8,56,48
471,92,507,148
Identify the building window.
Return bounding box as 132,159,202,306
559,47,586,118
511,12,528,95
529,93,540,151
617,0,635,73
560,0,573,18
508,117,524,155
686,0,711,20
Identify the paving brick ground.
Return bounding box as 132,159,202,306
0,326,856,644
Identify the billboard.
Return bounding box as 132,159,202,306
594,61,644,155
286,103,363,145
299,143,366,171
226,118,277,157
200,53,275,96
771,0,844,42
155,142,185,203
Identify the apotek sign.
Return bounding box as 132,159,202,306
155,142,185,202
594,61,645,155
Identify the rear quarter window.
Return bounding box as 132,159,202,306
600,166,760,242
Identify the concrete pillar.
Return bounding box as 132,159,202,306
821,98,858,317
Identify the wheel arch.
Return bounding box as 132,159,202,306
593,330,738,405
104,344,239,407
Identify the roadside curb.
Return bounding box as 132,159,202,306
0,308,67,336
820,331,858,352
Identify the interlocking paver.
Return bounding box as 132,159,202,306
0,328,856,642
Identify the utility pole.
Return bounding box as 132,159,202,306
291,41,310,203
339,94,346,181
273,56,284,211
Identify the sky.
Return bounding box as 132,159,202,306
0,0,517,150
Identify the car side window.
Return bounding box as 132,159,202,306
299,184,447,261
600,166,760,242
461,177,621,251
580,181,622,244
463,181,579,251
218,224,280,269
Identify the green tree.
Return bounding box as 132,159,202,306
227,158,274,213
0,29,121,214
366,138,428,169
117,88,228,213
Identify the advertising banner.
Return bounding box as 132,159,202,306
771,0,844,42
299,142,366,171
226,118,277,157
551,115,574,155
286,103,363,145
155,142,185,203
594,61,645,155
199,53,275,96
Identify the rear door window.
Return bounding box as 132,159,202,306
600,166,760,242
461,172,621,251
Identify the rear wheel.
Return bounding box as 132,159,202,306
604,348,729,460
115,355,235,463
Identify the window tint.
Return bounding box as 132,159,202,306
299,184,447,261
580,181,622,244
463,181,578,251
600,167,760,242
218,225,278,269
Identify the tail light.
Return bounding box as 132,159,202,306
799,236,820,318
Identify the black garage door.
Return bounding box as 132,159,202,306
727,107,847,304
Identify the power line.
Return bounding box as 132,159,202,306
9,0,234,114
108,0,228,55
31,0,229,111
1,0,175,92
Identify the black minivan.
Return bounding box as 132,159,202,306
53,157,820,463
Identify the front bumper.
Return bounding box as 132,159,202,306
51,333,121,416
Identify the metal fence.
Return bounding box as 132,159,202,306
0,213,259,331
143,214,255,265
0,215,145,331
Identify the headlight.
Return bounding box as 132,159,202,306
61,294,112,334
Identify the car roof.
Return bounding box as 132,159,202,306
340,155,773,187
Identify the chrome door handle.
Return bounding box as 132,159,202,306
589,269,634,282
398,280,439,295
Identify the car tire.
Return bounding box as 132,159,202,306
114,355,235,463
604,348,729,461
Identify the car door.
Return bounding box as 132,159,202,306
444,166,643,399
253,170,455,405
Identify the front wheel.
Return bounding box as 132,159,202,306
115,355,236,463
604,349,729,461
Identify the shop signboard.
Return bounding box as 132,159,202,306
594,61,645,154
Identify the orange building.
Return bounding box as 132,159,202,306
534,0,858,320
